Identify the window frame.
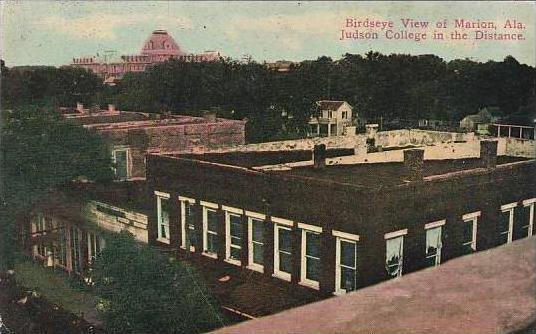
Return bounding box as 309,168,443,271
155,191,171,244
424,220,445,267
384,229,407,278
462,211,480,252
201,201,219,258
299,223,322,290
522,199,536,237
500,202,517,244
224,206,244,266
179,196,196,252
246,211,266,273
273,217,293,282
333,230,359,295
112,147,131,180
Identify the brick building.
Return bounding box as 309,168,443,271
146,139,535,297
61,104,246,179
70,30,220,82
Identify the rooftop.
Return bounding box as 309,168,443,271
213,237,536,334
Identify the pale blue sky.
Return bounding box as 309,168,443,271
1,1,535,67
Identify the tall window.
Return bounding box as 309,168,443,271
499,203,517,245
34,215,50,258
519,199,536,239
224,206,244,265
299,223,322,289
202,202,219,258
180,196,196,251
462,212,480,254
247,211,265,272
88,232,105,263
155,191,170,243
385,230,407,278
273,218,293,281
55,223,68,267
425,220,445,267
333,231,359,295
70,226,82,273
112,148,130,180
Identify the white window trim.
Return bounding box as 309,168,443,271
180,197,196,251
334,234,359,295
299,228,321,290
522,199,535,237
500,203,517,244
273,224,292,281
297,222,322,233
247,215,265,273
462,213,479,252
156,194,170,244
225,211,242,266
154,191,170,199
112,147,131,180
271,216,293,227
332,230,360,241
222,205,244,215
424,224,443,267
384,229,408,240
202,206,218,258
424,219,446,230
200,200,218,209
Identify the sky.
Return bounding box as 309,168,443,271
1,1,535,67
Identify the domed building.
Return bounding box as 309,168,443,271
71,30,220,83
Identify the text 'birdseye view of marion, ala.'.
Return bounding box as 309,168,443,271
0,1,535,333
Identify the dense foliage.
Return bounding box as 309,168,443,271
91,231,225,334
0,104,113,269
2,53,534,142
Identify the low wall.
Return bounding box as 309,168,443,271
375,129,473,147
84,201,149,243
499,138,536,158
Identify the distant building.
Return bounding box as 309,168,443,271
309,100,355,137
460,108,501,134
264,60,297,73
60,103,246,179
70,30,220,82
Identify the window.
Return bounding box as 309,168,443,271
299,223,322,289
462,212,480,254
224,206,244,265
55,223,68,267
180,196,196,251
519,199,536,239
70,226,82,273
385,229,407,278
499,203,517,244
88,232,105,263
247,211,265,272
34,215,50,258
155,191,171,244
333,231,359,295
425,220,445,267
273,217,293,281
342,111,347,119
202,201,219,258
112,148,130,180
327,110,333,118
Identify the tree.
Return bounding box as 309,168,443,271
0,105,113,269
91,231,225,334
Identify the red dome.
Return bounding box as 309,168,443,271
140,30,184,57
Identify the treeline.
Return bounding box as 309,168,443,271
2,53,535,142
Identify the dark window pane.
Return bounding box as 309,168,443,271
425,256,437,267
305,232,321,258
279,228,292,252
160,199,170,224
207,210,218,231
499,211,510,232
341,267,356,291
462,221,473,244
253,243,264,265
252,219,264,243
231,236,241,247
279,252,292,273
230,247,241,260
185,204,195,225
462,243,474,255
207,234,218,253
306,257,320,281
230,217,242,238
341,241,356,268
115,150,128,179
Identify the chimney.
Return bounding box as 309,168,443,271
108,104,116,113
76,102,84,113
480,140,498,168
313,144,326,169
404,149,424,181
203,110,217,123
